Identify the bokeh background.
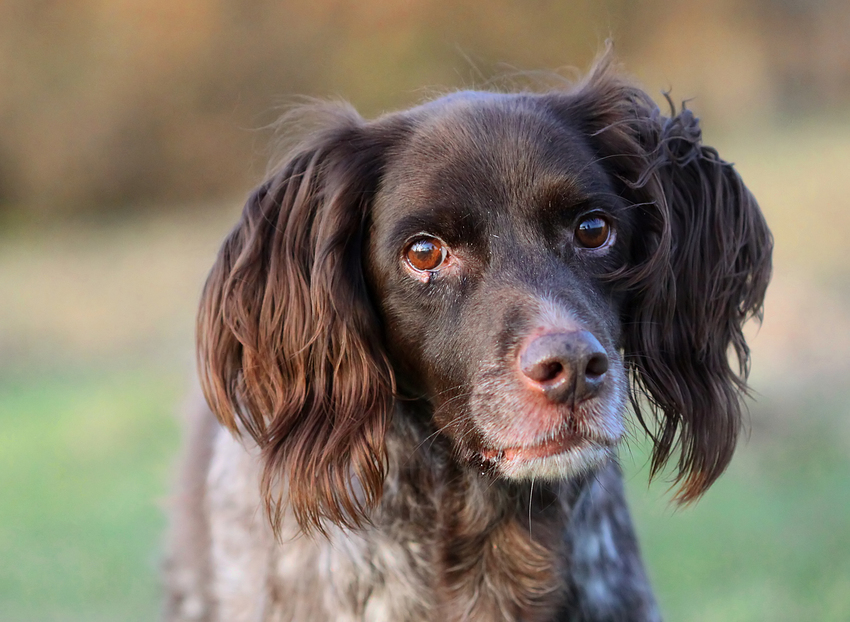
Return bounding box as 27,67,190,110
2,1,849,620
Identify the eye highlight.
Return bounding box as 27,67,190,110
404,236,448,272
575,215,611,249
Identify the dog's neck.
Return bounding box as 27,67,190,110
377,408,584,621
371,405,661,621
207,405,658,621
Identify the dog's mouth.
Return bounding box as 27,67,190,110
479,427,609,465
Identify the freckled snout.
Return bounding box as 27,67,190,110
519,331,609,404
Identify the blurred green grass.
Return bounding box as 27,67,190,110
0,369,181,622
1,118,849,620
625,389,850,621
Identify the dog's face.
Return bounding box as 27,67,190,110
198,60,772,532
367,94,630,480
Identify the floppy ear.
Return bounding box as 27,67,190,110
197,105,405,534
556,55,773,501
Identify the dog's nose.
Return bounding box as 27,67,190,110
519,331,608,403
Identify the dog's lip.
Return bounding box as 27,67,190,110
480,428,611,463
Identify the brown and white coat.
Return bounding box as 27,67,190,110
164,53,771,622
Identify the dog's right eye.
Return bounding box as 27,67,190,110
574,215,611,249
405,237,447,272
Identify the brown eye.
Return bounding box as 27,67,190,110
575,216,611,249
405,237,447,271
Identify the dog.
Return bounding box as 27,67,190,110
164,53,772,621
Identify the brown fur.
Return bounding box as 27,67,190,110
168,51,772,621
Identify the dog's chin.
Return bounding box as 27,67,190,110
480,432,615,481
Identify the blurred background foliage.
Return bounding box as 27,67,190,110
3,0,850,218
1,1,849,620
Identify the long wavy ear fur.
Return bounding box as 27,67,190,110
197,105,406,534
554,52,773,501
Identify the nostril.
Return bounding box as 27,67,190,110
526,360,565,384
519,330,609,403
585,352,608,379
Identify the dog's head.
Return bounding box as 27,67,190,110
198,56,772,534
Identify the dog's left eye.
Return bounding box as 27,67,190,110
575,216,611,249
405,236,448,272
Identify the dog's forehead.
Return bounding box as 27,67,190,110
379,92,605,215
406,92,589,170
